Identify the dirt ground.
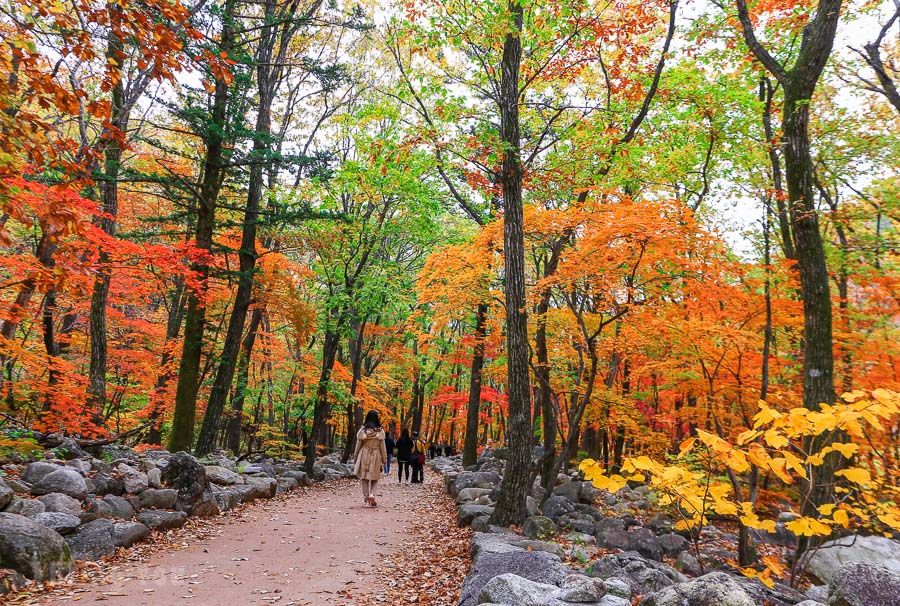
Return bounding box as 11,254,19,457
22,473,440,606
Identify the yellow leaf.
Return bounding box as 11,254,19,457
679,437,696,454
877,512,900,530
833,509,850,528
835,468,872,485
764,429,789,449
817,504,836,516
785,516,832,537
830,442,858,458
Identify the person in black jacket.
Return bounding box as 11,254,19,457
384,431,395,474
395,428,413,484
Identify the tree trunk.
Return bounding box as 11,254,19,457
167,0,235,453
304,324,340,473
462,303,487,467
224,306,263,454
491,0,531,527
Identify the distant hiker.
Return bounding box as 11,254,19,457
395,428,414,484
354,410,387,508
428,442,438,459
410,431,426,484
384,431,395,474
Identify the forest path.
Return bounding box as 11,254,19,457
28,472,442,606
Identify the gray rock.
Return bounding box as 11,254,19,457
640,571,755,606
0,479,13,510
66,519,116,560
37,492,81,516
137,509,187,531
112,522,150,548
90,473,125,496
471,515,493,533
452,471,501,497
625,527,664,561
541,495,575,523
588,552,684,596
526,496,540,517
82,496,113,522
21,461,61,486
598,528,629,550
806,584,829,602
32,512,81,535
31,468,88,500
5,479,31,494
603,577,631,598
244,476,277,500
457,487,493,503
552,480,581,503
599,596,631,606
675,551,702,576
827,561,900,606
101,495,135,519
523,516,557,540
478,572,557,605
281,470,310,487
147,468,162,489
459,503,494,527
806,535,900,583
116,464,149,494
66,459,92,474
0,512,75,580
212,487,241,512
205,465,243,486
138,488,177,510
657,533,689,556
795,602,826,606
552,573,605,602
160,452,219,517
5,497,46,517
458,550,567,606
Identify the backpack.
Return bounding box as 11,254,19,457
412,439,426,465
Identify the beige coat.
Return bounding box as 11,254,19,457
353,427,387,481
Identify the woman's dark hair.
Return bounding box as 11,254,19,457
400,427,410,439
364,410,381,429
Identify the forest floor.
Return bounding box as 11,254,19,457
9,469,471,606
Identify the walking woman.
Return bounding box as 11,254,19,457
354,410,387,507
395,428,413,484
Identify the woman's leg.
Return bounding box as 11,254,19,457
360,479,370,498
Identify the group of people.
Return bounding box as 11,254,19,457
351,410,456,508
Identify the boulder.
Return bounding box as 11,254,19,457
557,512,597,534
477,572,557,605
31,468,88,500
827,561,900,606
281,470,310,487
32,512,81,535
624,527,664,561
603,577,631,599
0,479,13,510
138,509,187,531
138,488,178,510
112,522,150,548
5,479,31,494
21,461,61,486
541,495,575,523
100,495,134,519
806,535,900,583
147,468,162,489
5,497,46,517
90,473,125,496
205,465,243,486
640,571,755,606
52,438,86,460
588,552,684,596
66,519,117,560
66,459,92,474
552,480,581,504
657,533,689,556
244,476,277,500
160,452,219,517
212,487,241,512
0,512,75,580
458,503,494,527
523,516,557,540
37,493,81,516
675,551,702,576
116,464,149,494
457,487,494,503
552,573,606,603
451,471,501,497
458,550,568,606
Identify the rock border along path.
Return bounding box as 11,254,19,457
19,476,429,606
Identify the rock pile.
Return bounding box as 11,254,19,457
432,451,900,606
0,445,354,588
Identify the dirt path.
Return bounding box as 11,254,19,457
24,474,442,606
